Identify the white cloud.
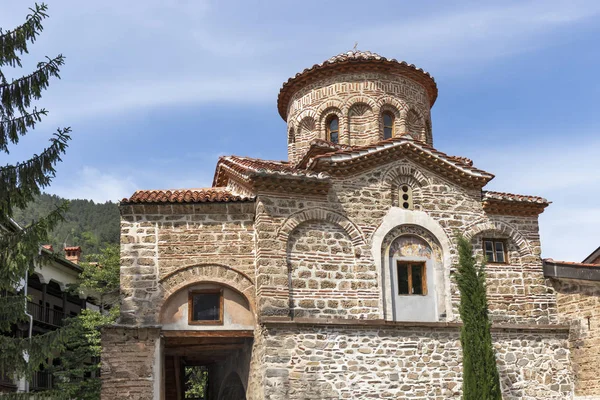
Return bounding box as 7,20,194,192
352,0,600,71
47,167,138,203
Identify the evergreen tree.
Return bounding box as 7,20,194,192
0,3,71,397
455,234,502,399
51,244,120,400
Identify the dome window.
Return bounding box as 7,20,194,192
383,112,395,140
326,115,339,144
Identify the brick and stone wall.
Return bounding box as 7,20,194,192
259,322,572,400
285,72,432,163
254,159,557,324
118,202,255,325
101,326,161,400
552,279,600,398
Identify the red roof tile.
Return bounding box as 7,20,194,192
213,155,329,187
122,188,254,204
278,50,438,120
482,191,549,205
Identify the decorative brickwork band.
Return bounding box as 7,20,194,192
158,263,256,314
277,207,366,247
463,219,535,258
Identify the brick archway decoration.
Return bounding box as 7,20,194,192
277,207,366,247
383,163,430,188
158,263,255,313
463,219,534,258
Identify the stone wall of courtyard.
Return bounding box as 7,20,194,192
259,322,572,400
552,279,600,398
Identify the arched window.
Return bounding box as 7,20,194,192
383,112,394,139
326,115,339,144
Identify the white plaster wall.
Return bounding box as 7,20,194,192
371,207,453,321
160,283,254,331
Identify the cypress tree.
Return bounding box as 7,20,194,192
455,234,502,400
0,3,72,397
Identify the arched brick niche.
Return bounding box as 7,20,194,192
381,225,447,322
157,264,256,327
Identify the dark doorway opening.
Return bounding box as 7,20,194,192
163,330,252,400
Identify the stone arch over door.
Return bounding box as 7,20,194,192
218,372,246,400
157,263,255,321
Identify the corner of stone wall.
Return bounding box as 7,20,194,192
101,325,162,400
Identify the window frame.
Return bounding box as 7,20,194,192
187,288,224,325
326,115,340,144
382,111,395,140
396,261,427,296
482,239,508,264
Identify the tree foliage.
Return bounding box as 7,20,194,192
0,2,72,396
455,234,502,400
50,244,120,400
13,193,120,255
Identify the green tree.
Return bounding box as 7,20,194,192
455,234,502,399
0,3,72,396
51,244,120,400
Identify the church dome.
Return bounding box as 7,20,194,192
280,50,438,164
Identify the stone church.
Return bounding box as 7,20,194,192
101,51,600,399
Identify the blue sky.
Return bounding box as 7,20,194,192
2,0,599,261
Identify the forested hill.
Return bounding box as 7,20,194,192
13,193,120,257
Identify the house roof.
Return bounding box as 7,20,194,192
277,50,438,120
582,246,600,264
543,258,600,282
213,155,329,188
303,137,494,187
482,190,550,216
122,187,254,204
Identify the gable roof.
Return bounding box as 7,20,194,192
482,191,550,216
582,246,600,264
302,137,494,188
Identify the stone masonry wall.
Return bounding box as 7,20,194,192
101,326,160,400
119,202,255,325
255,159,557,324
285,72,432,163
259,323,572,400
552,279,600,397
288,220,378,319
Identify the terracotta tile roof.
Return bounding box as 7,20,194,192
543,259,600,268
63,246,81,252
482,191,549,205
213,155,329,187
278,50,438,120
122,187,254,204
302,137,494,186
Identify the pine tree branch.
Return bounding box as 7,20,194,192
0,328,66,379
0,204,68,291
0,3,49,68
0,128,71,216
0,294,28,332
0,54,64,119
0,107,47,153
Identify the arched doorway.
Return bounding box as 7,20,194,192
218,373,246,400
159,281,254,400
